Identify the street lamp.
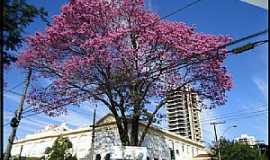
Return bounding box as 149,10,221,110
215,125,237,160
221,125,237,139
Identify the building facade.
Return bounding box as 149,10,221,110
234,134,256,145
166,86,202,142
11,114,206,160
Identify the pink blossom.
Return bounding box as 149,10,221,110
17,0,233,114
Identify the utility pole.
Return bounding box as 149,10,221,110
89,106,97,160
210,121,225,160
255,140,264,159
18,145,23,160
4,69,32,160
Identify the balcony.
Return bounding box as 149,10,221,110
168,123,187,128
168,114,186,119
167,105,185,109
168,126,187,131
167,101,184,105
167,108,185,113
166,101,184,105
167,95,183,100
167,109,185,114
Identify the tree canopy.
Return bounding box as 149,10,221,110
3,0,48,65
45,136,77,160
211,139,267,160
18,0,233,146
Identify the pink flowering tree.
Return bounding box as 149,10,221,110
18,0,232,146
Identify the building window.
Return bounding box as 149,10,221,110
182,145,185,152
192,147,195,156
95,154,101,160
104,153,110,160
176,149,179,154
170,148,175,160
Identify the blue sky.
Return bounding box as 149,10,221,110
3,0,268,148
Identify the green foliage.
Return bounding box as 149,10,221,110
211,139,267,160
3,0,48,65
45,136,77,160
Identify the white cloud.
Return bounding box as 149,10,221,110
53,110,91,128
253,77,268,99
65,102,109,127
21,116,56,128
44,102,110,129
144,0,157,12
146,0,153,10
240,0,268,10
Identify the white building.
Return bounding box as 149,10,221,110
234,134,256,145
11,114,207,160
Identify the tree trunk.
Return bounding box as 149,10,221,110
115,118,130,146
130,116,140,146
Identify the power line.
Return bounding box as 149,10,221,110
219,112,268,122
4,81,25,96
229,30,268,47
4,89,23,96
159,0,203,20
200,104,268,116
8,81,24,91
6,3,266,114
201,114,265,140
232,39,268,54
5,34,267,103
146,30,268,79
3,2,268,133
202,112,267,125
22,105,78,119
4,69,32,160
21,107,33,114
22,112,41,118
11,86,270,126
141,0,205,29
201,104,267,120
201,109,268,123
6,38,268,123
201,110,268,124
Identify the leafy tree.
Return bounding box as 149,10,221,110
45,136,77,160
211,139,267,160
3,0,48,65
18,0,233,146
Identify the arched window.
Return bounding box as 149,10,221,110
95,154,101,160
104,153,110,160
170,148,175,160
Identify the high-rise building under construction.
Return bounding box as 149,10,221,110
166,86,202,142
